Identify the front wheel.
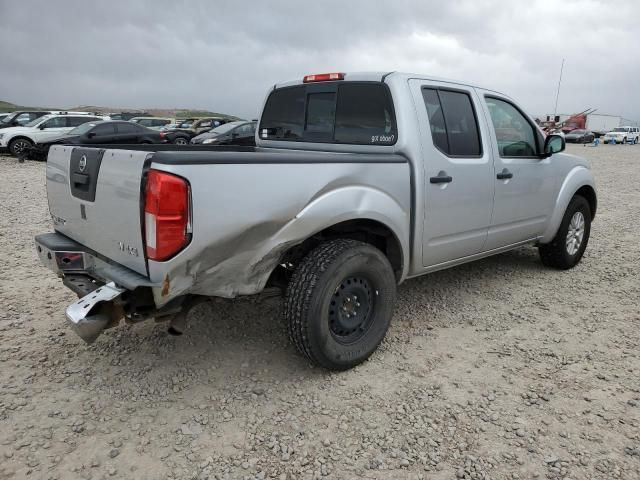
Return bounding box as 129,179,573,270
539,195,591,269
173,137,189,145
284,239,397,370
8,138,33,157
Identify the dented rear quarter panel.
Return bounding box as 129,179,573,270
147,154,411,306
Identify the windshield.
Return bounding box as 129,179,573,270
68,122,99,135
208,122,242,135
25,116,50,127
613,127,628,132
0,112,18,124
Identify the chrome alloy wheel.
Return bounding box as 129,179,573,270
566,211,585,255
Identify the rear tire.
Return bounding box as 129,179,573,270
539,195,591,269
174,137,188,145
284,239,396,370
8,138,33,157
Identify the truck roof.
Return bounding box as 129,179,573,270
273,71,507,97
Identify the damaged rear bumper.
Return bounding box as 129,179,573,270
35,232,164,343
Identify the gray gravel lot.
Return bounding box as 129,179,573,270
0,144,639,480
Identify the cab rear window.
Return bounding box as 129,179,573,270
260,82,397,145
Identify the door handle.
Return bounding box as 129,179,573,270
496,169,513,180
430,174,453,184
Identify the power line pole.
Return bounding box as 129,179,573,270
553,58,565,119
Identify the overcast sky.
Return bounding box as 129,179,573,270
0,0,637,120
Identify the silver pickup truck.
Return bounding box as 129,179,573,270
35,71,597,370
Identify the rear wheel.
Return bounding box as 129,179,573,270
539,195,591,269
8,138,33,157
284,239,396,370
174,137,188,145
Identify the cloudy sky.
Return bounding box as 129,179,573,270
0,0,637,121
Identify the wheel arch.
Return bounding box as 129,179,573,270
540,166,597,243
278,218,405,283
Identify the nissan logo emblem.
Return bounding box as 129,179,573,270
79,155,87,172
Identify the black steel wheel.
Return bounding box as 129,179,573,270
285,239,396,370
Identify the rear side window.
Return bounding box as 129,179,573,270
422,88,482,156
92,123,116,136
260,82,397,145
116,123,140,133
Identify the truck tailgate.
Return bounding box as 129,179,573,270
46,146,149,276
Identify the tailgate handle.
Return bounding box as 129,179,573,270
72,173,90,185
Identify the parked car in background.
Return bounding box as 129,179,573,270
564,129,595,144
0,113,108,156
190,120,256,145
21,121,165,161
162,117,231,144
603,126,639,144
35,71,596,370
0,111,53,129
130,117,174,130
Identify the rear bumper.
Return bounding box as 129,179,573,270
35,232,156,290
35,232,161,343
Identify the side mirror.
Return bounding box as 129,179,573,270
231,133,239,138
38,124,46,130
542,134,565,158
87,132,96,139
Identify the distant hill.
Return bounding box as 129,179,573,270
0,100,241,120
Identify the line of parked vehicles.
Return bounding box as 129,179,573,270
0,110,258,160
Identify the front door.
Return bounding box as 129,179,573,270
410,80,494,267
480,94,559,249
33,116,71,142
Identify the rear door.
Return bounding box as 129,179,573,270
115,122,143,143
409,80,494,267
480,94,559,249
46,146,150,274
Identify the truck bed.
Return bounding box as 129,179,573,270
45,144,411,306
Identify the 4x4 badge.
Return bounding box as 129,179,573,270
79,155,87,172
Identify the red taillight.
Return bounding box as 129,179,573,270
159,132,167,138
144,169,191,261
303,72,345,83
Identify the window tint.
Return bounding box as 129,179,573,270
260,86,305,140
422,88,481,156
42,117,67,128
334,84,396,145
116,123,141,134
260,83,397,145
485,97,538,157
306,93,336,136
91,123,116,136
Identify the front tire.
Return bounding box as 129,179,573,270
174,137,188,145
284,239,397,370
539,195,591,269
8,138,33,157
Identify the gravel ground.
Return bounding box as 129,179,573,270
0,144,639,480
